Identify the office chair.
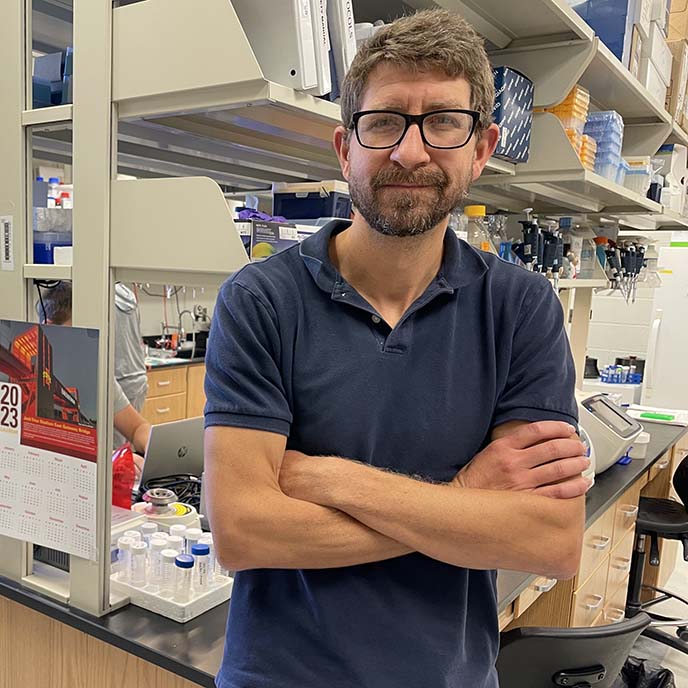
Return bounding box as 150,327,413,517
497,613,651,688
626,452,688,654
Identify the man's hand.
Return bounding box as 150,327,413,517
454,421,591,499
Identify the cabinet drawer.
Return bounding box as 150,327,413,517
606,577,630,615
147,367,187,398
572,559,609,627
607,529,634,593
578,506,615,587
612,482,642,549
514,576,558,617
649,450,673,483
142,392,186,425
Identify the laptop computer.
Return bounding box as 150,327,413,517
139,416,205,485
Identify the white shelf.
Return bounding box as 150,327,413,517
111,176,249,287
668,120,688,147
470,114,663,214
361,0,593,48
654,209,688,229
22,104,72,127
23,263,72,280
579,42,671,125
558,278,609,289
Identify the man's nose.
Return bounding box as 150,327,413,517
389,123,432,169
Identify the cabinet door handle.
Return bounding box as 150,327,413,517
592,536,611,551
620,505,638,518
657,459,670,470
157,380,171,387
613,557,632,572
533,578,557,593
156,407,171,414
604,607,625,623
585,594,604,611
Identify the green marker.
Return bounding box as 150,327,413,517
639,412,676,421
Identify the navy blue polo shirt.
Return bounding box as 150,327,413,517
205,220,577,688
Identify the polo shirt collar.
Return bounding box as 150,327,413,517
299,219,489,294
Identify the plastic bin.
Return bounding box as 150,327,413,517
616,159,630,186
33,231,72,264
624,170,651,195
272,181,351,220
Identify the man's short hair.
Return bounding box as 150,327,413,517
36,280,72,324
340,10,495,135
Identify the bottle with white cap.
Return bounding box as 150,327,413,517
167,535,184,554
160,549,179,596
116,536,135,583
149,537,169,587
184,528,203,554
140,522,158,545
124,529,142,543
169,524,187,540
130,541,148,588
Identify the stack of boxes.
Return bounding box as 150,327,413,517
570,0,651,79
584,111,626,181
580,135,599,171
538,85,596,168
569,0,672,105
668,2,688,130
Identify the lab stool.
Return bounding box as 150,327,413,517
497,613,651,688
625,453,688,654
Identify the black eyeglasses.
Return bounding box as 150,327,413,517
351,109,481,150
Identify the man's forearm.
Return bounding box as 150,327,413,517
292,457,584,579
217,488,411,571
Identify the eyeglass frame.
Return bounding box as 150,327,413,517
350,109,482,150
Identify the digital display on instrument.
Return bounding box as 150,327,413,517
588,398,635,434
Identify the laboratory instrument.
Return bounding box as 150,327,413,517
577,392,643,474
132,487,202,531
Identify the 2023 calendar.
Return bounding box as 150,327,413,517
0,321,99,560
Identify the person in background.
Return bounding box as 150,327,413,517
37,280,151,457
113,282,149,447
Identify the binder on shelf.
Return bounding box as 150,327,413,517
308,0,332,96
328,0,357,86
232,0,318,91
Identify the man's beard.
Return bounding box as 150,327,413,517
348,164,472,238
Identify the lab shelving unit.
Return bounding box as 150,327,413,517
2,0,688,617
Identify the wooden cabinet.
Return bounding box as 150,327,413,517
578,507,615,586
186,364,206,418
143,363,206,426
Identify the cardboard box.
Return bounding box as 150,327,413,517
492,66,534,163
669,0,688,39
666,39,688,117
639,56,670,103
642,20,674,83
249,221,317,261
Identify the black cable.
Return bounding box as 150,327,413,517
139,474,203,511
34,279,63,324
139,285,182,298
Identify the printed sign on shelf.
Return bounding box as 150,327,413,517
0,320,99,560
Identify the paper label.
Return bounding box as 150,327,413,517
1,216,13,271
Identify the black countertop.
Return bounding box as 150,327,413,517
1,421,686,687
146,356,205,370
496,421,688,612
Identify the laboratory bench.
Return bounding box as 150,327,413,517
0,421,686,688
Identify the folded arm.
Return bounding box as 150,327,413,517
206,421,587,577
205,425,412,572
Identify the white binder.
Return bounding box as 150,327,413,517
233,0,318,91
307,0,332,96
327,0,357,84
